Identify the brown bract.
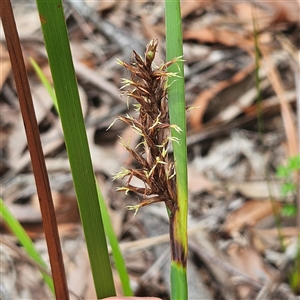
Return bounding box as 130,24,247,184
113,39,180,214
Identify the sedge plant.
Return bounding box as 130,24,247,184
3,0,188,298
30,57,132,297
3,0,131,296
111,0,188,296
1,1,69,298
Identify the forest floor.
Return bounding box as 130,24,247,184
1,1,300,299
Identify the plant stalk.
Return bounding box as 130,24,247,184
0,1,69,298
165,0,188,299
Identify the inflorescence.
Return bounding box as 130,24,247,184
111,39,181,215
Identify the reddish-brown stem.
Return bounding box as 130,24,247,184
0,1,69,299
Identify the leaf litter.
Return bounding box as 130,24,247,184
0,0,299,299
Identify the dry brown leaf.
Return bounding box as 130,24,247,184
261,52,298,157
184,28,219,45
227,243,276,299
181,0,207,18
245,89,296,117
140,14,165,53
223,200,281,235
259,227,298,239
189,63,255,128
262,0,300,23
233,3,274,31
252,227,298,251
97,0,119,12
212,79,269,125
184,27,254,53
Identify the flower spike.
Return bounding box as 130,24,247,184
111,39,178,214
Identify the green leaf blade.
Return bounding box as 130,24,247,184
165,1,188,299
0,198,54,293
35,0,115,297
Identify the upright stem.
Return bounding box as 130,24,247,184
165,1,188,299
0,1,69,298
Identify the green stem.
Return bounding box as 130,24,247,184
165,0,188,299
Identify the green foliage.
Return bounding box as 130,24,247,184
35,0,115,297
276,155,300,217
0,198,54,294
276,155,300,181
30,57,58,112
24,0,189,298
165,0,188,299
276,155,300,292
31,56,132,296
281,204,297,218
